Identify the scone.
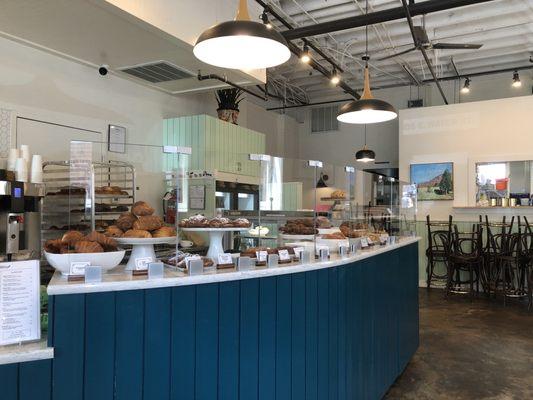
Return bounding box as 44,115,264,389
132,201,155,217
116,212,137,231
152,226,177,238
123,229,152,238
133,215,163,231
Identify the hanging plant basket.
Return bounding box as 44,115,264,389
215,88,244,125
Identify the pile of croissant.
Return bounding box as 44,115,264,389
45,231,119,254
104,201,176,239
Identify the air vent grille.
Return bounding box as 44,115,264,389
311,105,339,133
119,62,194,83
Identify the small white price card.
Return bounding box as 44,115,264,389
360,238,369,248
256,251,268,262
367,237,374,246
135,257,153,271
380,234,389,244
0,260,41,345
218,253,233,265
70,261,90,276
278,249,291,261
293,247,305,259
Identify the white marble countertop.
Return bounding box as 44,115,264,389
0,338,54,365
47,236,421,296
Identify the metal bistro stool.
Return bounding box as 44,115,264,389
446,224,483,301
425,215,453,289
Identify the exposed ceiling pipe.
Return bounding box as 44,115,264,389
281,0,499,40
197,72,267,101
254,0,360,99
400,0,448,104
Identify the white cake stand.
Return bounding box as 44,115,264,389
181,227,249,261
116,237,177,270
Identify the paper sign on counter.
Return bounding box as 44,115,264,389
218,253,233,265
0,260,41,346
256,251,268,262
360,238,369,248
70,261,90,276
278,249,291,261
135,257,153,271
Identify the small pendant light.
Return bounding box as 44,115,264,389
337,0,397,125
194,0,290,70
355,125,375,163
316,172,328,188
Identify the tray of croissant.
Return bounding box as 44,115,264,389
102,201,177,240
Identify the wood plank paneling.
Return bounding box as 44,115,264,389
115,290,144,400
3,244,420,400
84,292,115,400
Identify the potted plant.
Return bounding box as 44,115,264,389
215,88,244,125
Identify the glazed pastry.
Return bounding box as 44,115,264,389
44,238,64,254
322,232,347,240
188,214,209,227
133,215,163,231
232,218,251,228
330,190,346,199
316,216,332,229
105,225,124,238
132,201,155,217
85,231,118,249
116,212,137,231
123,229,152,238
152,226,177,238
61,231,85,246
74,241,104,253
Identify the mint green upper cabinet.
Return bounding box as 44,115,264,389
164,115,265,177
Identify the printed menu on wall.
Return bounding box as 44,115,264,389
0,260,41,346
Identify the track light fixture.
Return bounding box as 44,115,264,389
194,0,290,70
300,44,311,64
461,77,470,94
512,70,522,88
260,10,272,29
330,69,341,85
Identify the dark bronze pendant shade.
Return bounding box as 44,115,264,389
194,0,290,70
355,145,376,163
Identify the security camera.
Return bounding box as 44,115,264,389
98,65,109,76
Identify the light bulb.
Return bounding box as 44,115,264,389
330,70,341,85
512,71,522,88
461,78,470,94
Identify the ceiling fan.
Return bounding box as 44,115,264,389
378,25,483,61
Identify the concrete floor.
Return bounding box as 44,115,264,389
384,289,533,400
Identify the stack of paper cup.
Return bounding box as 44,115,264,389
15,158,28,182
7,149,19,171
20,145,30,165
30,155,43,183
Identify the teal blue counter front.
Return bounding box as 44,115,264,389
2,240,419,400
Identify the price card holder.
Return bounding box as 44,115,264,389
339,245,348,258
300,250,312,264
267,254,279,268
85,266,102,283
255,251,268,266
148,262,164,279
293,247,305,261
388,236,397,245
318,247,329,261
360,238,369,249
188,258,204,276
238,257,253,271
278,249,291,264
132,257,153,276
217,253,234,269
350,243,358,255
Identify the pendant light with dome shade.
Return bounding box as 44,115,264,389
337,0,397,125
355,125,375,163
193,0,291,70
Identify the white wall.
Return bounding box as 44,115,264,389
399,95,533,221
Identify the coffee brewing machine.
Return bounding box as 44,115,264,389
0,180,45,261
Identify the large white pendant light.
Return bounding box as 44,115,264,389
194,0,291,70
337,0,397,125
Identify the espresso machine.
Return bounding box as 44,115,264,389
0,180,45,261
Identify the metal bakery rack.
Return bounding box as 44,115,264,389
42,161,136,246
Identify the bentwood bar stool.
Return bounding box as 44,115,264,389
425,215,453,288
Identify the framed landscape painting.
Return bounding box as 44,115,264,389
410,162,454,201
